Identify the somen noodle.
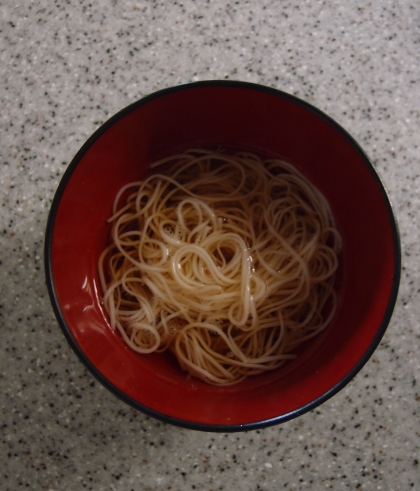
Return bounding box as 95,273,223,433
98,149,341,386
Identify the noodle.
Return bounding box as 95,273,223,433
98,149,342,385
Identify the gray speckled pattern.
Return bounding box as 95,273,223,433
1,0,419,490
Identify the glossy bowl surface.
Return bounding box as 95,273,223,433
45,81,400,431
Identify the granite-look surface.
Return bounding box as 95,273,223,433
1,0,419,490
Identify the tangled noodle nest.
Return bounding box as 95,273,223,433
99,149,341,385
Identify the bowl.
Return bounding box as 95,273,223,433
45,81,400,431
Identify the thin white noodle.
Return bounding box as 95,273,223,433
99,150,341,385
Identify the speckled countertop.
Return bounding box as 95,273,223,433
1,1,419,490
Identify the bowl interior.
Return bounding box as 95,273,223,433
47,82,399,430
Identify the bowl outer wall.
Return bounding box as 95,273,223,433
45,81,401,431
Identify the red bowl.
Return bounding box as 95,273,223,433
45,81,400,431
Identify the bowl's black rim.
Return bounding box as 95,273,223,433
44,80,401,433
